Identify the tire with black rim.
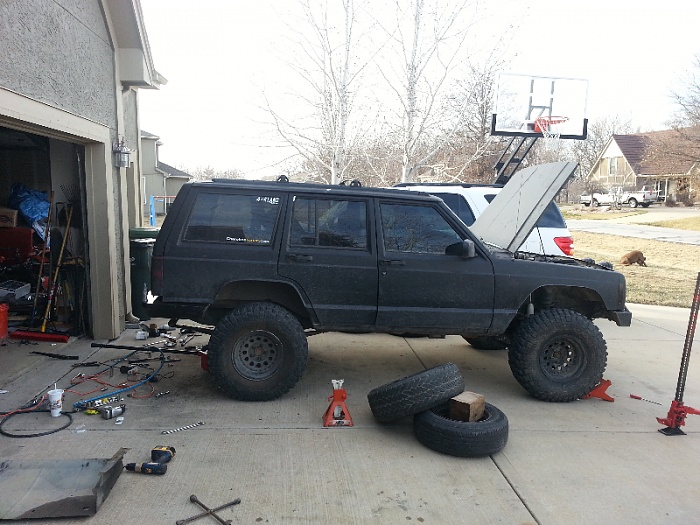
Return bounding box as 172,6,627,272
508,308,607,402
413,402,509,457
367,363,465,423
463,336,507,350
207,302,308,401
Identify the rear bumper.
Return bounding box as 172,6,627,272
145,296,206,322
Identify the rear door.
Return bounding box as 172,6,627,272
375,200,494,333
278,195,378,328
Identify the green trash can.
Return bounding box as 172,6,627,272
129,228,159,321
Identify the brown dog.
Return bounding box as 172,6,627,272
620,250,647,266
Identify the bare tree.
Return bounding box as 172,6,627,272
670,52,700,128
373,0,488,182
265,0,379,184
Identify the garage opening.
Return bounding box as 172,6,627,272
0,125,91,337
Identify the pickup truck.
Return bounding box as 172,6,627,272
580,187,658,208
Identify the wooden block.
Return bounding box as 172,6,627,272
449,391,485,422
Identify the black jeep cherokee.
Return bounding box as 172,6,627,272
147,178,631,402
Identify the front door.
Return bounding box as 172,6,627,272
376,201,494,333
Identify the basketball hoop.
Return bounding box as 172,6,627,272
534,116,569,149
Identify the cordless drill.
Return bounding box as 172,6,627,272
124,445,175,475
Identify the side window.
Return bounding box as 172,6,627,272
381,203,462,254
291,198,368,249
184,193,280,244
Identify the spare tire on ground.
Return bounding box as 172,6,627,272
413,401,509,457
367,363,465,423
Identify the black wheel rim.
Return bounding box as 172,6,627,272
232,330,283,380
539,336,585,381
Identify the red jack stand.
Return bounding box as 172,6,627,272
583,379,614,402
657,272,700,436
323,379,353,427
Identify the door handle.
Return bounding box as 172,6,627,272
379,259,405,267
287,254,313,262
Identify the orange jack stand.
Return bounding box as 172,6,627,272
323,379,353,427
583,379,614,402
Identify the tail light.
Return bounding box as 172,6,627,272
151,255,163,295
554,236,574,256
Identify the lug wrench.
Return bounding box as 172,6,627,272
176,495,241,525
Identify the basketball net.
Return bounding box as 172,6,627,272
534,116,568,151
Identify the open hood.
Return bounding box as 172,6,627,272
469,162,577,252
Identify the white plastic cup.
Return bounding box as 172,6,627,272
48,388,64,417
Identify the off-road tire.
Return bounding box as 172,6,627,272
413,401,509,457
508,308,607,402
463,336,507,350
208,302,308,401
367,363,465,423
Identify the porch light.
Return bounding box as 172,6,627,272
113,139,131,168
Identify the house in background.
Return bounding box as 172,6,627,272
140,131,192,219
587,128,700,204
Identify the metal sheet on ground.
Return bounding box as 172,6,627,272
0,448,126,519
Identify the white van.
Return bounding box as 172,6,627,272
395,183,574,256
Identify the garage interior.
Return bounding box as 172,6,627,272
0,124,91,337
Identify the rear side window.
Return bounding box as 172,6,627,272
183,193,280,244
483,194,566,228
433,193,476,226
290,198,368,249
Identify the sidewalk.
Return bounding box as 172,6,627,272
1,304,699,524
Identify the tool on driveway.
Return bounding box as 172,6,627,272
582,378,614,402
323,379,354,427
124,445,175,475
99,404,126,420
30,350,79,360
630,394,663,405
162,421,204,435
176,494,241,525
657,272,700,435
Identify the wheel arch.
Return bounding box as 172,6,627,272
503,285,608,337
204,280,314,327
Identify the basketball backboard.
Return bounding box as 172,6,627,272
491,73,588,139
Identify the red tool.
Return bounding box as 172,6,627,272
657,272,700,436
323,379,353,427
583,378,614,402
630,394,662,405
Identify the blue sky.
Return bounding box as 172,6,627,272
139,0,700,175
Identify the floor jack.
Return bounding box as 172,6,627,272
323,379,353,427
657,272,700,436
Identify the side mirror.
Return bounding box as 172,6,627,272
446,239,476,259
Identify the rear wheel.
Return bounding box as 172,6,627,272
208,302,308,401
508,308,607,402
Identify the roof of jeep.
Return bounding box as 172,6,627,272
190,178,445,203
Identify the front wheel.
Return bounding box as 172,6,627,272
208,302,308,401
508,308,607,402
628,198,638,208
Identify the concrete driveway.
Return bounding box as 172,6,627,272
1,303,699,524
